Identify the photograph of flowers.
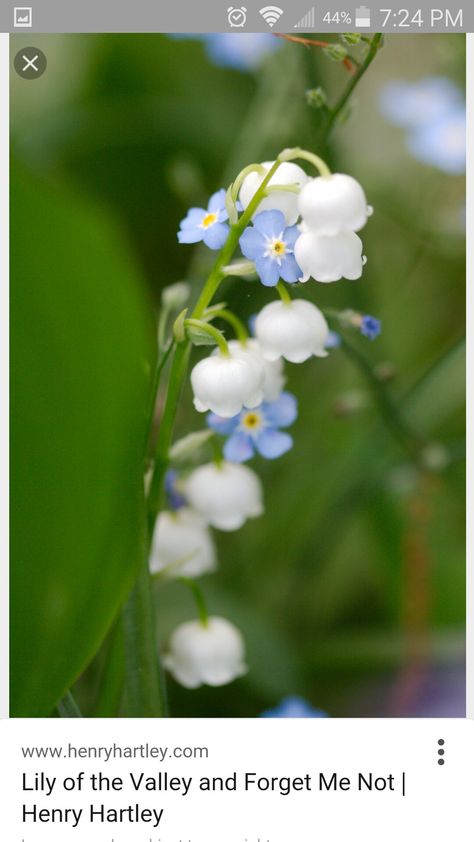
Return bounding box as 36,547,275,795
10,31,465,718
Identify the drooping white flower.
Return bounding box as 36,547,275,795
163,617,247,688
294,229,365,283
149,508,217,579
298,173,372,235
239,161,308,225
191,346,264,418
184,461,264,531
224,339,285,401
255,299,329,363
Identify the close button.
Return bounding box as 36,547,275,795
13,47,47,79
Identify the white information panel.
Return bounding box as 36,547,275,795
1,718,472,841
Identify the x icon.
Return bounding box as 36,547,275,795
22,54,38,71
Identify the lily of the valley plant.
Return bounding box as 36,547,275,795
146,147,381,699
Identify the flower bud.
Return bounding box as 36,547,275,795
184,461,264,531
323,43,348,62
163,617,247,688
255,299,329,363
239,161,308,225
161,281,191,310
306,87,328,109
340,33,362,45
149,509,217,579
298,173,372,235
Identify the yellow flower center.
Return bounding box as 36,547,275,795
271,239,286,256
202,212,217,228
241,411,263,432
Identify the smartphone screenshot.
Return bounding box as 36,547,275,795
1,1,472,839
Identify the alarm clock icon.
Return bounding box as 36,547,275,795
227,6,247,27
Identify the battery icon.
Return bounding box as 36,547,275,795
355,5,371,27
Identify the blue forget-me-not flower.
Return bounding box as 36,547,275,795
170,33,282,71
207,391,298,463
378,76,465,175
261,696,328,718
178,189,230,250
165,469,187,511
360,315,382,340
239,210,302,287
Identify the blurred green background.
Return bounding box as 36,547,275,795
10,33,465,717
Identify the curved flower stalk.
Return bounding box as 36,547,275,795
126,139,387,714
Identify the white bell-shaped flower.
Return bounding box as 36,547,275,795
224,339,285,402
191,346,264,418
149,508,217,579
184,461,264,531
298,173,372,234
294,229,365,283
163,616,247,688
255,299,329,364
239,161,308,225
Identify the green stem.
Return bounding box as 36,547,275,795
93,619,125,718
57,690,82,718
157,306,169,354
230,162,267,202
122,552,169,717
265,182,301,194
339,336,424,460
280,146,331,177
179,577,210,627
145,339,175,458
276,281,292,304
192,158,284,321
210,309,249,344
185,318,230,356
147,341,191,533
323,34,383,140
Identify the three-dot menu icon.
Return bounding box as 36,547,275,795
437,739,445,765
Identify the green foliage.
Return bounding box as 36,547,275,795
10,166,153,715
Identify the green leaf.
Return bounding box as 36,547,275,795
404,338,465,431
11,165,154,716
185,324,219,347
172,308,188,343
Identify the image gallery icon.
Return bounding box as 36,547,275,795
227,6,247,27
14,6,32,27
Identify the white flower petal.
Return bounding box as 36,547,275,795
184,461,264,531
149,508,217,579
255,299,329,364
164,617,247,689
191,349,264,418
239,161,308,225
298,173,371,234
294,230,364,283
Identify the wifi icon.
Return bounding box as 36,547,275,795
259,5,284,28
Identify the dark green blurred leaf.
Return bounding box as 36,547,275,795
405,338,465,431
11,165,153,716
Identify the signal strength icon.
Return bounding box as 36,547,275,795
294,6,315,28
259,5,284,28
